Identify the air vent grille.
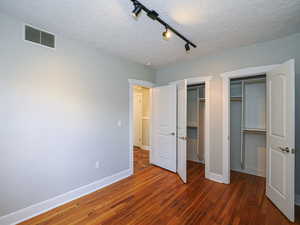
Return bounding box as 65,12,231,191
25,25,55,48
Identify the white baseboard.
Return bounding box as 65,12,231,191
0,169,132,225
142,145,151,151
188,159,205,164
295,194,300,206
231,168,266,178
206,172,226,184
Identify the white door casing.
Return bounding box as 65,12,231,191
266,59,295,222
152,85,177,172
221,64,279,184
177,80,187,183
133,92,143,147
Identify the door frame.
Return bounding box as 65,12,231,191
221,64,279,184
129,79,154,174
170,76,212,180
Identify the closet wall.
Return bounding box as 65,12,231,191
230,76,266,177
187,85,205,163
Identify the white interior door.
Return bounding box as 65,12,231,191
266,59,295,222
152,85,177,172
177,80,187,183
133,92,143,147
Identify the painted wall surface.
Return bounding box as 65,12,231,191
156,33,300,193
0,13,155,217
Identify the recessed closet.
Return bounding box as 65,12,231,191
187,84,205,164
230,75,266,177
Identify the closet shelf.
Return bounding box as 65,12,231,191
187,125,198,129
243,128,266,134
230,96,242,101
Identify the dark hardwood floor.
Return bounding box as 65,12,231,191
134,147,150,173
19,159,299,225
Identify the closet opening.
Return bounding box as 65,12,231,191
187,83,206,178
229,74,267,178
133,85,151,174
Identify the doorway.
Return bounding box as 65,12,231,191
186,83,206,179
229,75,267,177
133,85,151,173
129,79,154,175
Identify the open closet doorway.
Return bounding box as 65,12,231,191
229,75,267,177
222,60,295,222
175,77,211,184
133,85,151,174
186,83,206,179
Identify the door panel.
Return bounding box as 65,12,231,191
152,85,177,172
266,59,295,222
177,80,187,183
270,75,286,137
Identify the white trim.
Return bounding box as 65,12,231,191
129,79,154,173
128,79,154,87
0,169,132,225
295,194,300,206
187,159,205,164
186,76,212,85
170,76,213,85
231,168,265,178
220,65,279,79
142,145,151,151
221,64,279,184
206,172,226,183
171,76,212,181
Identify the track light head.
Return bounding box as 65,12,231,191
185,43,191,53
162,28,171,41
132,3,142,18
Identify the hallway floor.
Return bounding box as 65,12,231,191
134,147,150,173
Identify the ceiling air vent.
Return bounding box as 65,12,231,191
25,25,55,48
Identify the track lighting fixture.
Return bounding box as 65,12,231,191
162,27,171,41
132,3,142,18
130,0,197,52
185,43,190,53
147,10,159,20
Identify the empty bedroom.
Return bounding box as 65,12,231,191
0,0,300,225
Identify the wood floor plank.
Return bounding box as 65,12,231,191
19,154,298,225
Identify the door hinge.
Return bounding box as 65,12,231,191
292,148,295,154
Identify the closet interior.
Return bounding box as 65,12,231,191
230,75,266,177
187,84,205,164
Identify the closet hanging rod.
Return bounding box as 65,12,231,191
243,78,266,84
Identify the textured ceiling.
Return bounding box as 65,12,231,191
1,0,300,67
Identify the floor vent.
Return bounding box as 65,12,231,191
25,25,55,48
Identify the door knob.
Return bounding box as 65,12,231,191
279,147,290,153
170,132,175,136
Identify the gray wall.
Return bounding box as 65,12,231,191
156,33,300,194
0,13,155,217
